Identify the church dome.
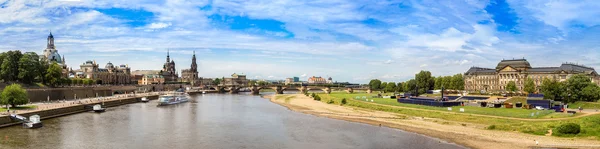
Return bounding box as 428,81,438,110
106,62,114,68
47,51,62,64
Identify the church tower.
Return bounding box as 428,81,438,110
47,32,55,49
191,51,197,72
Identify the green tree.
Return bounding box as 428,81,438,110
380,82,388,90
257,80,269,86
405,79,417,94
0,53,6,77
368,79,382,90
63,78,72,86
540,78,566,100
396,82,404,92
213,78,221,85
248,80,257,86
415,70,433,94
523,78,536,93
0,84,28,108
581,84,600,102
44,62,63,87
434,76,443,90
385,82,397,92
18,52,41,84
452,74,464,90
38,57,49,84
566,74,593,102
71,78,78,85
506,81,517,92
1,50,23,82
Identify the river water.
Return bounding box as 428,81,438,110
0,93,465,149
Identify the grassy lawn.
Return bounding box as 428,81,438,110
309,93,600,138
0,105,37,112
570,101,600,109
325,92,557,119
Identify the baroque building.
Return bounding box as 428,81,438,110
464,59,600,92
40,32,69,77
161,50,178,82
73,60,132,84
181,51,198,84
221,73,248,86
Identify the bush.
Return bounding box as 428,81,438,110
311,93,316,98
327,99,334,104
555,123,581,135
314,95,321,101
341,98,347,105
487,125,496,130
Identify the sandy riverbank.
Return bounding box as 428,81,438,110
266,94,600,149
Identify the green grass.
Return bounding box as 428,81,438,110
570,101,600,109
326,92,557,119
0,105,37,112
311,93,600,138
505,97,527,104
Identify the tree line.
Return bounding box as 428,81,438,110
0,50,65,87
368,70,464,94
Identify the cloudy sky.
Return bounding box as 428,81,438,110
1,0,599,83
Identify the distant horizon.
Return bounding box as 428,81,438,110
1,0,599,84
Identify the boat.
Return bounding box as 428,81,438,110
202,91,206,94
157,90,190,106
93,104,106,113
140,97,149,102
10,114,43,129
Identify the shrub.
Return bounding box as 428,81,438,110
341,98,347,105
311,93,316,98
486,125,496,130
314,95,321,101
327,99,334,104
555,123,581,135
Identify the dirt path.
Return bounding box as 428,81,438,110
268,94,600,149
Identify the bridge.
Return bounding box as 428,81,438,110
205,84,371,95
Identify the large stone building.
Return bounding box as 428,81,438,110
72,60,132,84
41,32,69,77
308,76,327,84
181,51,198,85
464,59,600,92
138,74,164,85
221,73,248,86
161,50,178,82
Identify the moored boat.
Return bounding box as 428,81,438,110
141,97,149,102
93,104,106,113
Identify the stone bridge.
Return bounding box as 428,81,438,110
210,85,370,95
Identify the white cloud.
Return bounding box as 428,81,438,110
147,22,172,29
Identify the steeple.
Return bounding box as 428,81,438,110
62,55,65,64
47,32,55,49
191,50,197,72
166,49,170,62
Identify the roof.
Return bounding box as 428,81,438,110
526,67,561,73
496,59,531,70
465,67,496,75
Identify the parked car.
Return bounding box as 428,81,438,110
535,106,544,110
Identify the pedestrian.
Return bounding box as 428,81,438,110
579,107,583,113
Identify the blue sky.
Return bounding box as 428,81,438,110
0,0,599,83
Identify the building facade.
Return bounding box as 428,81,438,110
181,51,199,85
161,50,178,82
464,59,600,92
221,73,248,86
73,60,132,84
139,74,164,85
41,32,69,77
308,76,327,84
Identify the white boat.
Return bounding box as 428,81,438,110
93,104,106,113
157,91,190,106
10,114,43,129
140,97,149,102
202,91,206,94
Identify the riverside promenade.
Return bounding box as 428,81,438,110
0,91,167,128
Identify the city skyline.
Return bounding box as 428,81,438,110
1,0,599,83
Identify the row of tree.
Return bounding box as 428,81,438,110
368,71,464,94
0,50,64,87
537,74,600,103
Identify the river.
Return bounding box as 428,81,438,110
0,93,465,149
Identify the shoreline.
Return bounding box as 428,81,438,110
265,94,600,149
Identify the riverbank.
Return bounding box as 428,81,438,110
0,92,162,128
266,94,600,149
